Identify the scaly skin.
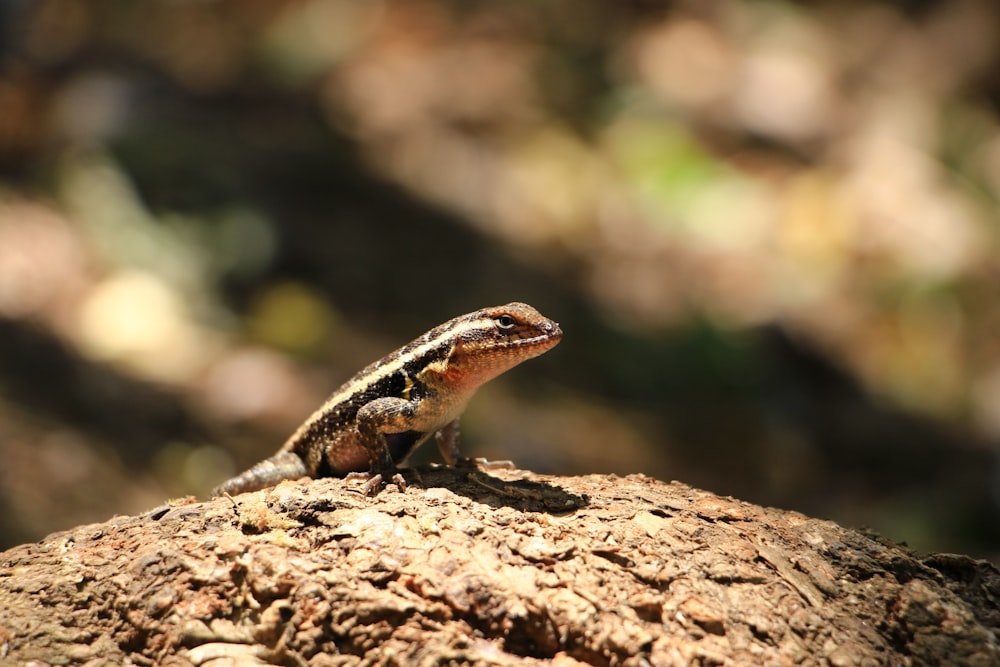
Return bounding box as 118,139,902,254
213,302,562,496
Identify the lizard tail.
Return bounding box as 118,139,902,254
211,451,308,497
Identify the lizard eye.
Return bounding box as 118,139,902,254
495,314,517,330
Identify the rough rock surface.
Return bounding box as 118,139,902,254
1,469,998,666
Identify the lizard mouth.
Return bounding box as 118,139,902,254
515,324,563,349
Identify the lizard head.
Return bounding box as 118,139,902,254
445,302,562,385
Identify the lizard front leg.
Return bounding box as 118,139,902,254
355,396,417,493
435,418,514,471
435,418,466,466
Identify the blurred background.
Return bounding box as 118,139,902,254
1,0,999,561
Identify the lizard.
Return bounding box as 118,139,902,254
212,302,562,496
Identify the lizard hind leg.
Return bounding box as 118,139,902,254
211,450,308,497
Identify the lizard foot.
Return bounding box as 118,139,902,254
356,470,407,495
362,473,383,495
454,457,515,471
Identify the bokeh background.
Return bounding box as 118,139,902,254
1,0,999,561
